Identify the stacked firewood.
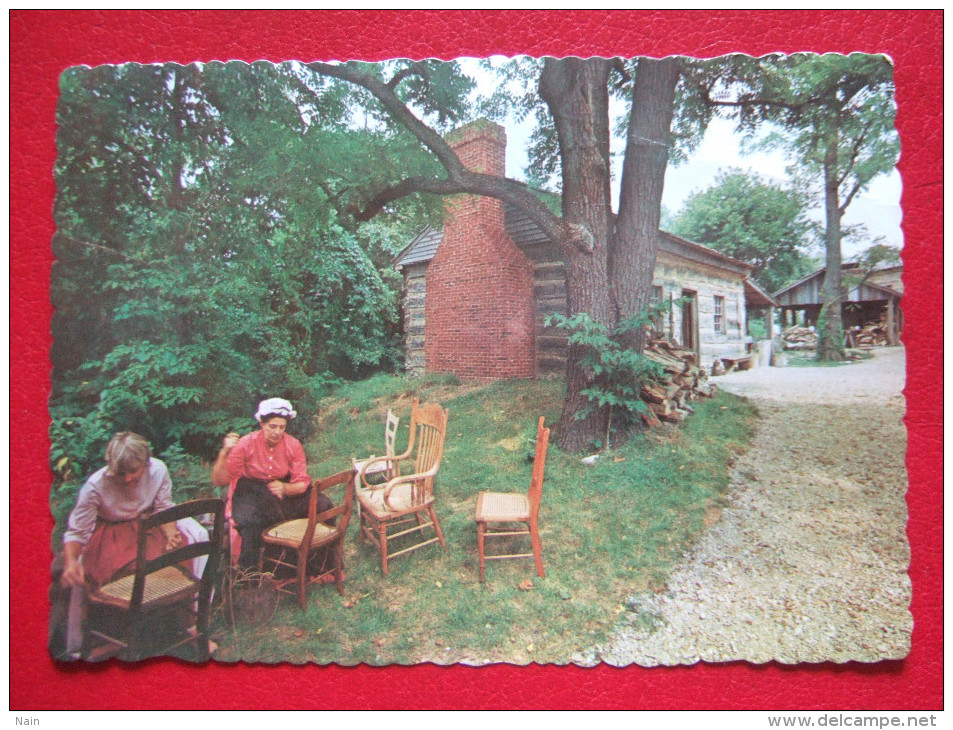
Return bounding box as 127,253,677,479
847,321,889,349
781,325,818,350
639,338,717,426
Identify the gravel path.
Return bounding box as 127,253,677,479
588,347,910,666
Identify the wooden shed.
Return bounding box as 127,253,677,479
773,263,902,345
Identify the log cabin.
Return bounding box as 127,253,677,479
394,120,777,380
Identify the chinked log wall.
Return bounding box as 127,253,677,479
402,246,568,377
402,247,747,376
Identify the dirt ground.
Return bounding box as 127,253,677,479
585,347,911,666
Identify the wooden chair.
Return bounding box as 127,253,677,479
85,498,225,661
475,417,550,582
258,470,354,608
356,399,449,575
352,410,400,517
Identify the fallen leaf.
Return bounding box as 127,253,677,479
435,581,442,588
343,597,359,608
518,579,533,591
526,643,535,652
294,630,304,637
613,456,625,463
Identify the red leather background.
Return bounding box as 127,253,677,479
10,10,942,710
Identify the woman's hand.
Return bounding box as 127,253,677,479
267,480,285,500
162,524,183,551
211,432,242,487
60,559,85,588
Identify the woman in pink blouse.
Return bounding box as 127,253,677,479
212,397,331,568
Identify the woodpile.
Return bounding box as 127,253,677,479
781,325,818,350
846,321,889,349
639,337,717,426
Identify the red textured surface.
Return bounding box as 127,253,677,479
11,10,941,710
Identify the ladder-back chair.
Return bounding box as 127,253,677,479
474,417,550,582
258,469,354,608
352,410,400,518
85,498,225,661
356,399,449,575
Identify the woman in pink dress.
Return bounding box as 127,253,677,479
212,397,331,568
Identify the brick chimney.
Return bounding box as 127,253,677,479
424,120,536,380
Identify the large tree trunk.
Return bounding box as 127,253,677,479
817,120,846,361
611,57,680,353
539,57,615,453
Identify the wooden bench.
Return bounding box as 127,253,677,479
721,355,755,373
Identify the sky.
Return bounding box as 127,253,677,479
461,57,904,261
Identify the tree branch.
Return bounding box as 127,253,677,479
309,61,588,253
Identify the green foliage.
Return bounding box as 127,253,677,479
51,61,449,499
669,170,818,293
545,309,667,448
748,316,767,341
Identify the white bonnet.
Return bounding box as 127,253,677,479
255,397,297,421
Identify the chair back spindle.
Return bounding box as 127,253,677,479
527,417,550,523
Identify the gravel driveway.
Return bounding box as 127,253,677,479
588,347,910,666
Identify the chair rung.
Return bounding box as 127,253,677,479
484,552,534,561
387,536,442,559
388,522,435,541
484,529,530,538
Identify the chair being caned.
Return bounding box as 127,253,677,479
85,498,225,661
356,400,448,575
474,417,550,582
258,470,354,608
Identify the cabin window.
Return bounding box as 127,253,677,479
713,295,725,334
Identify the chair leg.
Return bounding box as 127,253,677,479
334,540,345,595
297,550,308,609
530,521,545,578
378,522,389,576
477,521,486,582
428,506,447,550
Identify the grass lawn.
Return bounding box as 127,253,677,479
211,374,757,665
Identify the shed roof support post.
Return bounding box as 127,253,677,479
886,299,897,346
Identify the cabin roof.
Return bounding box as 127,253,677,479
395,203,752,277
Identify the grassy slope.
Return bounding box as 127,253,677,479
213,374,757,665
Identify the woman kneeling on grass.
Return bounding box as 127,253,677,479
52,432,209,659
212,397,332,569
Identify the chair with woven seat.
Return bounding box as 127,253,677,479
356,399,449,575
85,498,225,661
352,409,400,484
475,417,550,582
258,470,354,607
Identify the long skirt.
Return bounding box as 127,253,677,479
230,476,332,568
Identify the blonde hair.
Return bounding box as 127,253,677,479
105,432,151,476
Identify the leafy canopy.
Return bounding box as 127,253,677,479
669,170,818,294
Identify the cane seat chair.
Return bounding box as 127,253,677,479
352,409,400,482
85,498,225,661
352,410,400,519
258,470,354,608
356,399,449,575
475,417,550,582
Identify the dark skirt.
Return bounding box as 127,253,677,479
231,475,333,568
